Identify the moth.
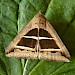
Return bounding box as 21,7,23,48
5,12,70,62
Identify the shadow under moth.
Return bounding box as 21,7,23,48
5,12,70,62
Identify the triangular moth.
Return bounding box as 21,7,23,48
5,12,70,62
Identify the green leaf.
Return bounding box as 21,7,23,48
14,0,21,4
29,61,64,75
0,53,22,75
23,59,39,75
0,0,75,75
0,0,18,35
0,0,22,75
50,58,75,75
0,58,7,75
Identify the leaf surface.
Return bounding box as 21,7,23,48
0,0,75,75
0,0,22,75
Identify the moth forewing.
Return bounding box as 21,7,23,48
46,21,70,59
5,12,70,62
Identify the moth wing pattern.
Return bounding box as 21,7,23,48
5,12,70,62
